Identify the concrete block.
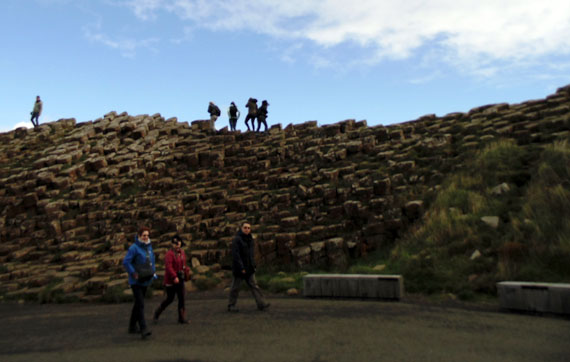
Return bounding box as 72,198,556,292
497,281,570,315
303,274,404,300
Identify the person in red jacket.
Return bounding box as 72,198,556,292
153,235,191,324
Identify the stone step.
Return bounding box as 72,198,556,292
303,274,404,300
497,281,570,315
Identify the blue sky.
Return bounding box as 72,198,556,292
1,0,570,132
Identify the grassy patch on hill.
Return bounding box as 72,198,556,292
360,139,570,300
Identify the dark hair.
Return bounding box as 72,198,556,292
138,226,150,236
172,234,181,243
240,221,251,227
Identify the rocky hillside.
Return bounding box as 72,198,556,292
1,85,569,302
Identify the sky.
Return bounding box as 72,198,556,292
1,0,570,133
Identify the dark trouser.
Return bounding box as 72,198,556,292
30,112,39,127
257,116,267,132
228,273,266,308
244,114,256,131
129,285,148,330
159,282,185,312
229,118,237,131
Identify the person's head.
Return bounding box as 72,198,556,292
138,226,150,243
210,101,214,105
262,100,269,106
231,102,235,106
240,222,251,235
171,234,184,249
36,96,40,101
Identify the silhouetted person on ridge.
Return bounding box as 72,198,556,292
256,100,269,132
207,101,221,132
244,98,257,131
30,95,42,128
228,102,240,131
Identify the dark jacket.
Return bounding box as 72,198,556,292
123,236,156,286
228,104,239,119
257,104,268,119
231,230,256,277
246,98,258,116
208,104,221,116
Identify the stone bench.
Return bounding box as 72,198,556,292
303,274,404,300
497,281,570,315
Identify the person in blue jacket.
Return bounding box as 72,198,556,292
123,226,156,339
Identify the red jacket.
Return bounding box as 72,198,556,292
163,248,188,285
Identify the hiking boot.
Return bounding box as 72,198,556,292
258,303,271,311
140,328,152,340
227,304,239,312
178,308,190,324
153,306,163,324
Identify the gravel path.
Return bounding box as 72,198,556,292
1,294,569,362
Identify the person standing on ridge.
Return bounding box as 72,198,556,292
207,101,221,132
30,95,42,128
244,98,258,132
256,100,269,132
227,222,270,312
228,102,240,131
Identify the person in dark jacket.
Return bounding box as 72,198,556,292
256,100,269,132
244,98,258,131
227,102,240,131
207,101,221,132
227,222,270,312
153,235,191,324
123,226,156,339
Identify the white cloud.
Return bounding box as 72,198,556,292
0,121,31,133
83,22,159,57
120,0,570,74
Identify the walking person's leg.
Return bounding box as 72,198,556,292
131,285,151,338
245,274,269,310
30,113,38,127
228,276,243,311
176,282,189,323
154,286,175,322
244,115,251,131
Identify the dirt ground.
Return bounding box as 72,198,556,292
1,291,569,362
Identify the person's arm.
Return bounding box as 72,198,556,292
123,245,137,278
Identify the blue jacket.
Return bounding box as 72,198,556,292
123,236,156,286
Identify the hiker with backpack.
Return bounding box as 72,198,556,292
207,101,221,132
244,98,258,132
257,100,269,132
228,102,240,131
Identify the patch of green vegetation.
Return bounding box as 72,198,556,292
256,271,306,293
101,285,133,303
193,275,222,291
38,279,66,304
375,139,570,299
118,183,143,200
